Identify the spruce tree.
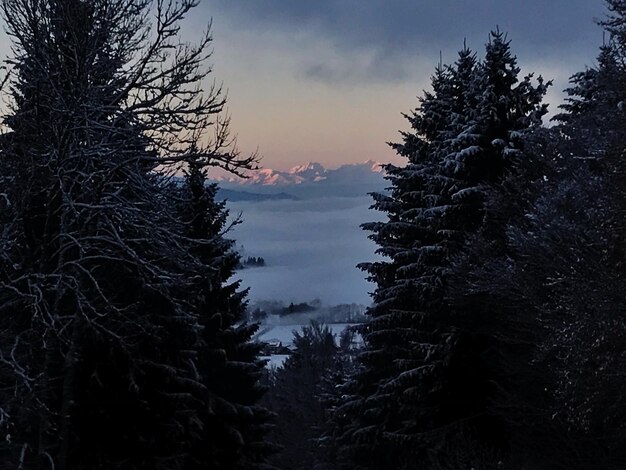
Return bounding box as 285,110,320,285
509,31,626,469
450,20,626,468
262,321,340,470
439,29,550,453
177,160,274,470
336,49,473,470
342,32,549,469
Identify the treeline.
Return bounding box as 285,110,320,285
264,3,626,470
240,256,267,268
262,322,358,470
249,300,367,324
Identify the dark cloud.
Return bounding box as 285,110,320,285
207,0,605,84
301,48,417,84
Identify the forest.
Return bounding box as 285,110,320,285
0,0,624,469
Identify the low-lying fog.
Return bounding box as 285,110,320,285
227,194,383,306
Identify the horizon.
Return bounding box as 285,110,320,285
209,158,385,178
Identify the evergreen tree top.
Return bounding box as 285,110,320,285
555,41,624,123
347,31,551,468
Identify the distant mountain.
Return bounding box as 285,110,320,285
211,160,386,187
287,162,327,182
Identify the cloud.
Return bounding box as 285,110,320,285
228,195,383,305
207,0,604,85
301,47,416,84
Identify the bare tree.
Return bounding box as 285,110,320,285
0,1,264,469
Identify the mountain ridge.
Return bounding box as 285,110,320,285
210,160,386,186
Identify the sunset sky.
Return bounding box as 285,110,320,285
175,2,607,170
0,2,605,171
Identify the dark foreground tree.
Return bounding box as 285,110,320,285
442,8,626,467
0,0,269,468
178,161,274,469
262,321,356,470
338,32,549,469
495,35,626,469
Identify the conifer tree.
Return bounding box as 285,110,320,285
438,30,550,453
507,30,626,469
262,321,340,470
177,160,274,470
342,32,549,469
451,18,626,468
337,49,475,470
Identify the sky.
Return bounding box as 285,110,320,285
184,1,607,170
